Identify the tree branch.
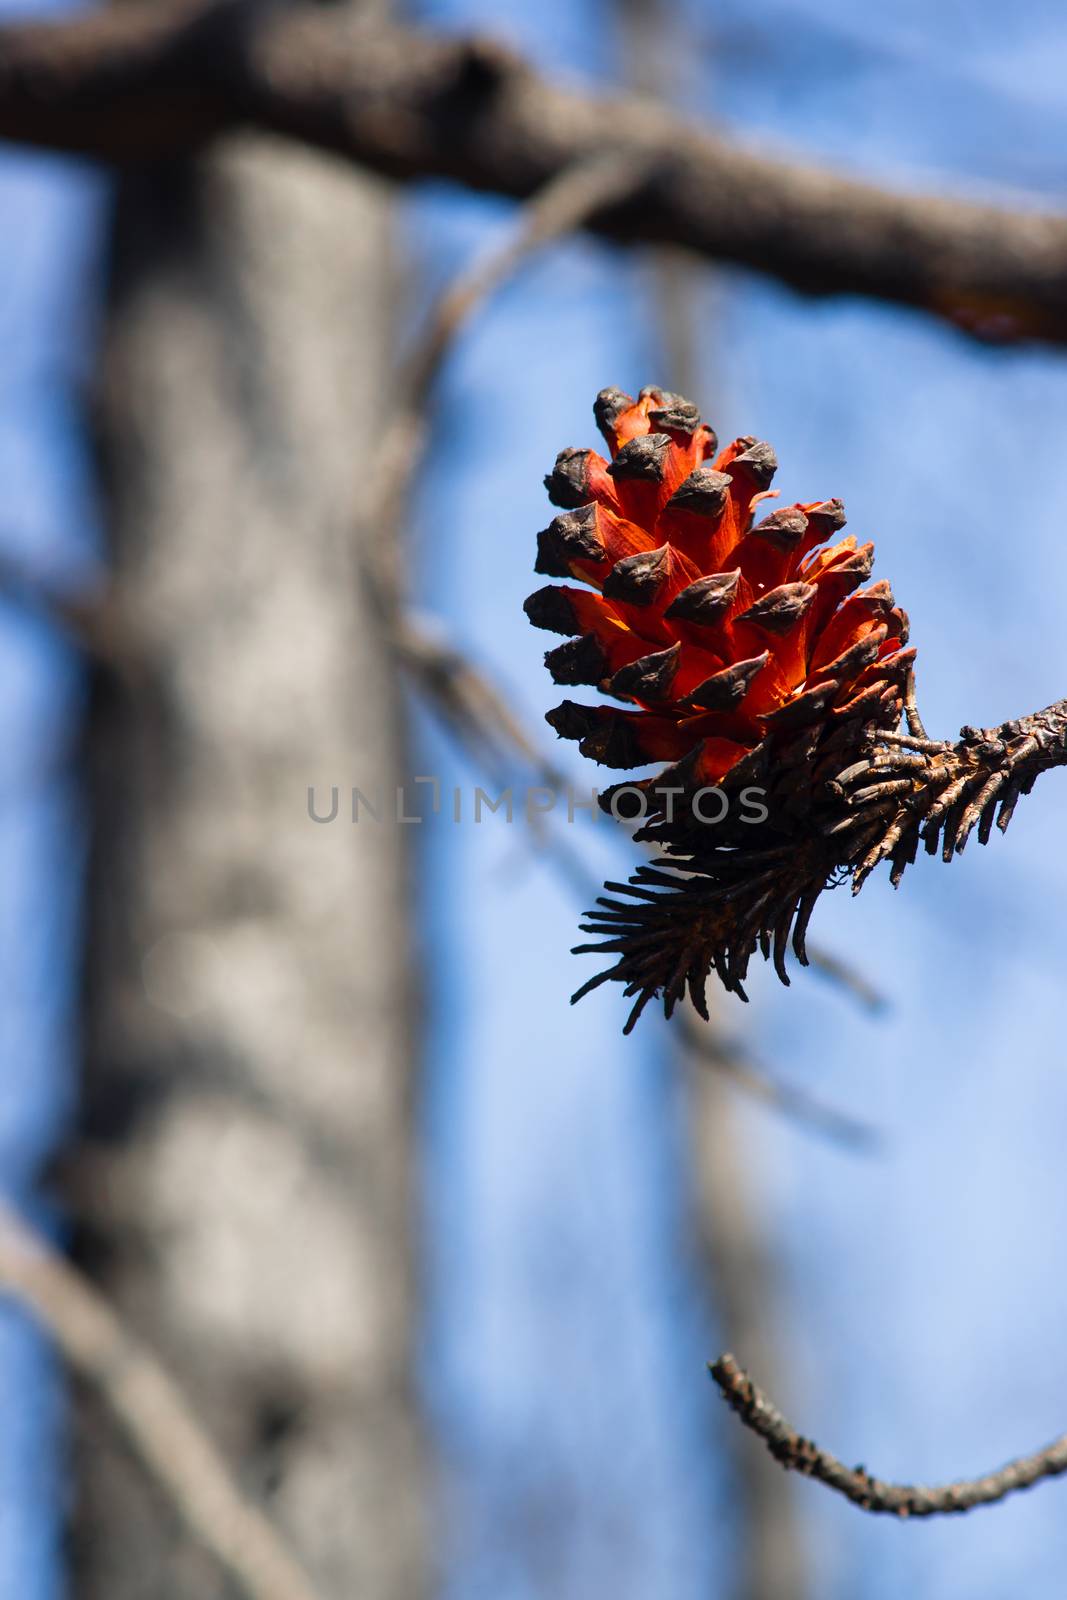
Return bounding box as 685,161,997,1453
710,1353,1067,1517
832,697,1067,889
573,690,1067,1024
2,0,1067,341
0,1199,326,1600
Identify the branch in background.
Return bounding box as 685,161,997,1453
0,1200,326,1600
399,594,890,1134
378,170,891,1122
362,153,649,900
680,1010,881,1153
368,147,653,582
0,551,138,679
710,1353,1067,1517
805,945,886,1014
392,610,566,792
391,610,607,902
2,1,1067,342
686,1081,812,1597
402,148,655,422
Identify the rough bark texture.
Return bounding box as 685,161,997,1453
71,86,425,1600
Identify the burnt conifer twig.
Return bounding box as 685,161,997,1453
839,697,1067,888
572,697,1067,1029
710,1353,1067,1517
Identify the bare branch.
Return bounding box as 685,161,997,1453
834,698,1067,889
365,153,645,785
2,1,1067,341
680,1009,882,1152
355,153,651,898
805,945,887,1014
392,609,568,792
401,147,654,419
0,1199,326,1600
0,551,138,677
710,1352,1067,1517
368,147,651,591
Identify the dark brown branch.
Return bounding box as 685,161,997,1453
4,0,1067,340
834,697,1067,889
573,691,1067,1026
710,1353,1067,1517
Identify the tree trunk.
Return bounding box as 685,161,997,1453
70,113,425,1600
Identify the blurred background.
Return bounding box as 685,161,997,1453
2,0,1067,1596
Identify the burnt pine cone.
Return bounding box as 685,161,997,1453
525,385,916,1031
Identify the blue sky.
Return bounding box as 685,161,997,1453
0,117,104,1600
411,0,1067,1594
5,0,1067,1596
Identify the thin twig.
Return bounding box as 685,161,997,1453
361,153,652,894
369,147,655,580
805,945,887,1014
0,551,138,677
393,611,566,788
679,1009,881,1153
710,1352,1067,1517
404,148,655,418
0,1199,326,1600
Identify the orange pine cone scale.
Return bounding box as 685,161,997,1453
526,386,918,1029
527,385,912,790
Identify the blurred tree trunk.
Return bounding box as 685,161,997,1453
69,58,425,1600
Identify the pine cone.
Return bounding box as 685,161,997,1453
526,386,917,1029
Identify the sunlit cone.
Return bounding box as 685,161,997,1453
526,386,917,1029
